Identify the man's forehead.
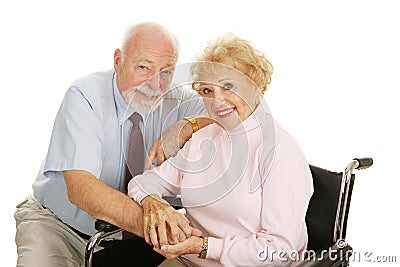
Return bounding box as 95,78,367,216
126,35,177,63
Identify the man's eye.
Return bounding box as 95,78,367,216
161,69,172,75
137,65,149,71
223,83,233,90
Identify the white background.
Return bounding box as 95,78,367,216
1,0,399,266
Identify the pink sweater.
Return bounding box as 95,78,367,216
128,105,313,266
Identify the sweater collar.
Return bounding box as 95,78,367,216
227,99,271,137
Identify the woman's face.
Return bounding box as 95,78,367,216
194,65,261,130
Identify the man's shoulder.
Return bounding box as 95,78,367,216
70,69,114,97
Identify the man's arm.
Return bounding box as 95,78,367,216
63,170,144,237
146,116,215,169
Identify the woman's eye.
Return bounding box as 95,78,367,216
223,83,233,90
202,88,212,94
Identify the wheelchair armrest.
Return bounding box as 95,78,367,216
95,220,120,232
297,242,352,267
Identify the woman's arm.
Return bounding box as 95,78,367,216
128,140,201,248
145,116,215,169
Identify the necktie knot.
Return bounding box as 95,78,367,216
130,112,141,126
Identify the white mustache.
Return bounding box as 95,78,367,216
123,84,163,99
121,84,163,114
136,84,163,97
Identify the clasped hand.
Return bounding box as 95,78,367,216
141,194,200,245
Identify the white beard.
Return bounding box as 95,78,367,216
121,84,163,114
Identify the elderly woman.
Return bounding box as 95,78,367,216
128,34,313,266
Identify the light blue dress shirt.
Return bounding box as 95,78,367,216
32,69,205,235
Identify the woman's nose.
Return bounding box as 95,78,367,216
213,87,226,101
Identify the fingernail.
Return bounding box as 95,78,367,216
161,245,168,252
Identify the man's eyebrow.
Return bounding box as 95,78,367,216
134,59,154,65
162,64,176,69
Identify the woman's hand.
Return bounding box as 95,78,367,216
141,194,192,247
154,236,204,259
145,120,192,169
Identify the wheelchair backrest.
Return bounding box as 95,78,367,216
306,165,355,251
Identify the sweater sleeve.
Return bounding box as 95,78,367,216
127,140,193,205
206,133,314,266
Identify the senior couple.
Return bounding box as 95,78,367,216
15,22,313,267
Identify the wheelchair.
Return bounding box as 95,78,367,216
85,157,373,267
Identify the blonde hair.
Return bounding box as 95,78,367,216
193,34,273,94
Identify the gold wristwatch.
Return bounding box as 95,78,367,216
198,237,208,259
183,117,199,133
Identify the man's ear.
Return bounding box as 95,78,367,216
114,49,122,70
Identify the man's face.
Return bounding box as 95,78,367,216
114,34,177,113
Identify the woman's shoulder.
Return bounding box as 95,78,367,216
273,120,301,148
192,122,226,140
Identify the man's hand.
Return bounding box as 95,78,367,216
146,119,192,169
141,194,192,248
154,236,204,259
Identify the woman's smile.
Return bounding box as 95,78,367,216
215,107,236,118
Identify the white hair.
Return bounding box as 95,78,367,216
120,22,179,60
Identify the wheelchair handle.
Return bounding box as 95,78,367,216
337,157,373,240
353,158,373,170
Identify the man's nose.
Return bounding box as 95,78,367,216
145,73,160,90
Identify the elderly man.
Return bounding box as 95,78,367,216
14,22,207,267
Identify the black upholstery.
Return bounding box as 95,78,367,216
306,165,354,251
93,236,164,267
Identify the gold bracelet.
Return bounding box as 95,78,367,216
183,117,199,133
198,237,208,259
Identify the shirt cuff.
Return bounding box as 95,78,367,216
206,237,223,260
